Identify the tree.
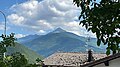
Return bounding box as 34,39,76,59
36,58,44,66
36,58,42,63
0,33,16,60
0,34,28,67
0,33,16,66
73,0,120,55
5,52,28,67
0,33,41,67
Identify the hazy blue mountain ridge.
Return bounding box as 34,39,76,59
18,28,106,57
18,34,40,43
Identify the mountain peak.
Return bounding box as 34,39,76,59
52,28,66,33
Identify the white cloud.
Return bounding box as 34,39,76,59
0,22,10,31
38,30,46,34
61,21,96,38
7,0,95,37
15,34,26,38
7,14,25,25
0,25,5,30
37,20,53,30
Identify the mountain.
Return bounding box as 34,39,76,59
7,43,43,63
18,34,40,43
52,27,66,33
18,28,106,57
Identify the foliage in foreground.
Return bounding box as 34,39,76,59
0,33,42,67
73,0,120,55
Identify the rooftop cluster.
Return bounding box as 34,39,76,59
43,52,106,66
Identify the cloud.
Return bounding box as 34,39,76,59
38,30,46,34
0,22,10,31
0,25,5,30
37,20,53,30
15,34,26,38
7,0,95,37
7,14,25,25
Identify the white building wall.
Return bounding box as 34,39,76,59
95,58,120,67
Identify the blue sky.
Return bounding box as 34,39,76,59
0,0,95,38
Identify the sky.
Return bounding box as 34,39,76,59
0,0,95,38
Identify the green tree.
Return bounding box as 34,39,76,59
0,33,16,66
73,0,120,55
25,64,38,67
6,52,28,67
36,58,44,67
0,33,42,67
0,33,29,67
36,58,42,63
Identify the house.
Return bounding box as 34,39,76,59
42,50,106,67
80,53,120,67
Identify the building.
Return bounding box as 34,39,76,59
42,51,106,67
80,53,120,67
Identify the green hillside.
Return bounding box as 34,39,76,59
6,43,44,63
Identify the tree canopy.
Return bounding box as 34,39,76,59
73,0,120,55
0,33,42,67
